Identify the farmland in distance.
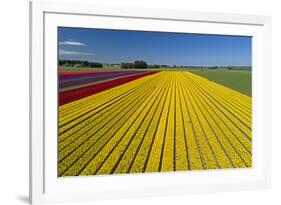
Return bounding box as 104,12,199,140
189,69,252,97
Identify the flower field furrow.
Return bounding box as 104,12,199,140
144,78,174,173
60,80,167,176
188,82,248,167
59,74,159,118
193,81,252,123
114,76,169,174
160,78,176,172
180,78,219,170
201,84,252,117
177,81,203,170
58,79,166,175
127,79,171,174
58,74,161,134
184,74,252,129
78,79,168,176
58,71,252,177
58,77,162,144
202,90,252,145
183,79,233,169
186,79,245,168
187,80,252,166
186,72,251,107
174,80,189,171
188,78,252,141
96,78,170,175
59,71,158,105
59,73,161,121
185,73,252,116
58,79,162,154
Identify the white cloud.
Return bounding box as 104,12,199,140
59,49,94,56
59,40,86,46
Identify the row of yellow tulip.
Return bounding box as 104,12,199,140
59,76,167,176
58,71,252,177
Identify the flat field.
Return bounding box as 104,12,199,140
189,69,252,96
58,71,252,177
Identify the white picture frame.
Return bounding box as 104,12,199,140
30,0,272,204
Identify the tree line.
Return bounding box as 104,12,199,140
59,60,103,68
59,59,251,70
121,60,161,69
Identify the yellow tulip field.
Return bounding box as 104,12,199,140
58,71,252,177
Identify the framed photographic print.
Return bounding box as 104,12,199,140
30,0,272,204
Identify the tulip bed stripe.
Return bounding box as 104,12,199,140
58,71,252,176
59,71,146,88
58,77,163,163
59,73,160,120
59,71,158,105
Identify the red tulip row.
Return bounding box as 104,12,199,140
59,71,159,106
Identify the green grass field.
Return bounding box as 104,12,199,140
189,69,252,97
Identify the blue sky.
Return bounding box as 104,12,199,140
58,27,252,66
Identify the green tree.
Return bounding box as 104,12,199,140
134,60,148,69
